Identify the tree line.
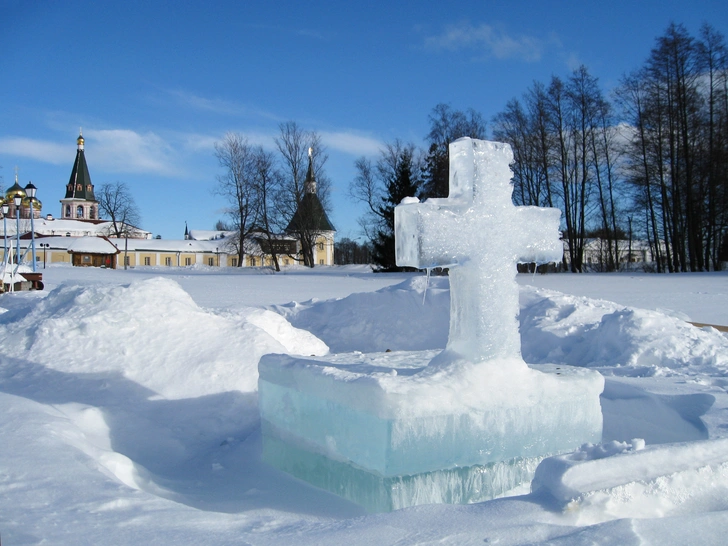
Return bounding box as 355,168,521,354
353,23,728,273
494,23,728,272
213,122,332,269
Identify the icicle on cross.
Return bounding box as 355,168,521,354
395,138,562,365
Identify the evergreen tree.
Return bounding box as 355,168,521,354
350,141,422,270
371,148,421,269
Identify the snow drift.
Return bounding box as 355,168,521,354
0,277,327,398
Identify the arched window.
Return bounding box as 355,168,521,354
89,207,95,219
76,205,84,218
65,205,71,217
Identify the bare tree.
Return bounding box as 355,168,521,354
214,133,260,267
422,104,487,198
97,181,142,238
252,148,286,271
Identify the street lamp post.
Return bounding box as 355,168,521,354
13,194,22,265
13,194,22,291
25,182,38,272
40,243,50,269
1,202,8,274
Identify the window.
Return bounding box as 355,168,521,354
76,205,83,218
250,257,256,266
144,257,151,266
124,256,130,266
185,257,192,266
165,257,172,266
82,255,91,264
89,207,95,219
319,259,324,265
208,257,214,266
65,205,71,217
231,258,238,267
319,242,324,250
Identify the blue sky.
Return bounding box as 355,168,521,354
2,0,726,240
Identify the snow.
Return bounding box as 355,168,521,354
66,235,120,254
1,264,727,544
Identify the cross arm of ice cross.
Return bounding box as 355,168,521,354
394,138,562,365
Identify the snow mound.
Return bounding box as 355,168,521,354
274,277,727,376
275,275,450,353
0,277,328,398
521,286,728,375
532,438,728,524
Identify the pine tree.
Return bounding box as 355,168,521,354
371,148,421,270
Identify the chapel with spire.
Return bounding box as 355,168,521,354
285,147,335,266
60,131,99,221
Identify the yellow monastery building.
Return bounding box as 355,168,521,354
1,133,335,269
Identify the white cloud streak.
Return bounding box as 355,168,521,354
425,22,543,62
0,138,69,164
167,89,283,122
85,129,183,177
319,131,384,156
0,130,186,177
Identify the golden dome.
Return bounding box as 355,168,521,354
5,182,25,201
21,196,43,210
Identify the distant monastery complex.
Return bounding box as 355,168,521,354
1,133,335,269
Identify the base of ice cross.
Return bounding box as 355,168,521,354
258,351,605,513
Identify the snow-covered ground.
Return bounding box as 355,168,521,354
1,264,727,545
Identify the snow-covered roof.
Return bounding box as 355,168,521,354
67,237,120,255
188,229,234,241
0,217,151,239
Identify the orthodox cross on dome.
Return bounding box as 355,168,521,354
305,146,317,194
395,137,562,364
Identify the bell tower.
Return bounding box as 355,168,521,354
60,130,99,221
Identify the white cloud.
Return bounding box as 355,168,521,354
167,89,282,122
0,130,187,177
319,131,384,156
168,90,246,116
85,129,182,177
425,22,543,62
0,137,69,164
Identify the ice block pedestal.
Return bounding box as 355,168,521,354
259,352,603,512
259,138,604,512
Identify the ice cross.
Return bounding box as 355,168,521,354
395,138,562,364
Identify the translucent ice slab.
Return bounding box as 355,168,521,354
259,352,604,512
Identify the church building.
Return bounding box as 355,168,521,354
284,148,335,266
60,132,100,221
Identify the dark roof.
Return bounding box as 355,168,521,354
286,192,335,233
65,137,96,201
